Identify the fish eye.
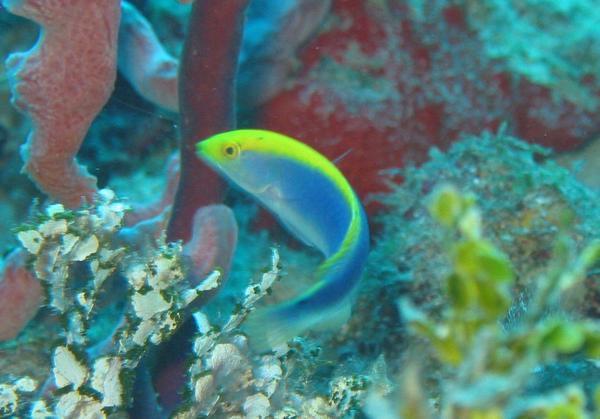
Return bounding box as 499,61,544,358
222,142,240,159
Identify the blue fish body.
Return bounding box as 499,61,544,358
196,129,369,348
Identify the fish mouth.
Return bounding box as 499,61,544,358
195,141,208,159
195,141,224,173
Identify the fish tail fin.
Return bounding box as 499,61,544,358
243,306,297,352
243,299,352,352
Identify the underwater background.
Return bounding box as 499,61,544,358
0,0,599,418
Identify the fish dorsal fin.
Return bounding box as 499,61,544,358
332,148,353,166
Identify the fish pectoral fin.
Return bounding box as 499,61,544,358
259,183,309,206
276,215,319,249
258,184,284,201
257,184,328,252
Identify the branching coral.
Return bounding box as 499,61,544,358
174,250,281,418
0,190,265,417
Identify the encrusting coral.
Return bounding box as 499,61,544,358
463,0,600,111
362,128,600,337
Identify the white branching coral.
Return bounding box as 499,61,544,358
17,189,127,337
172,246,377,419
5,190,377,419
125,248,222,347
52,346,88,389
41,241,224,417
90,356,123,408
174,248,283,418
5,189,232,417
0,377,37,417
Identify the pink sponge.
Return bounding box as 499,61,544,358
0,249,42,341
118,1,179,112
3,0,120,208
184,205,238,283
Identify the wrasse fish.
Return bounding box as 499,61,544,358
196,129,369,349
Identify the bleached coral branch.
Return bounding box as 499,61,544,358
3,189,230,416
175,248,281,418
